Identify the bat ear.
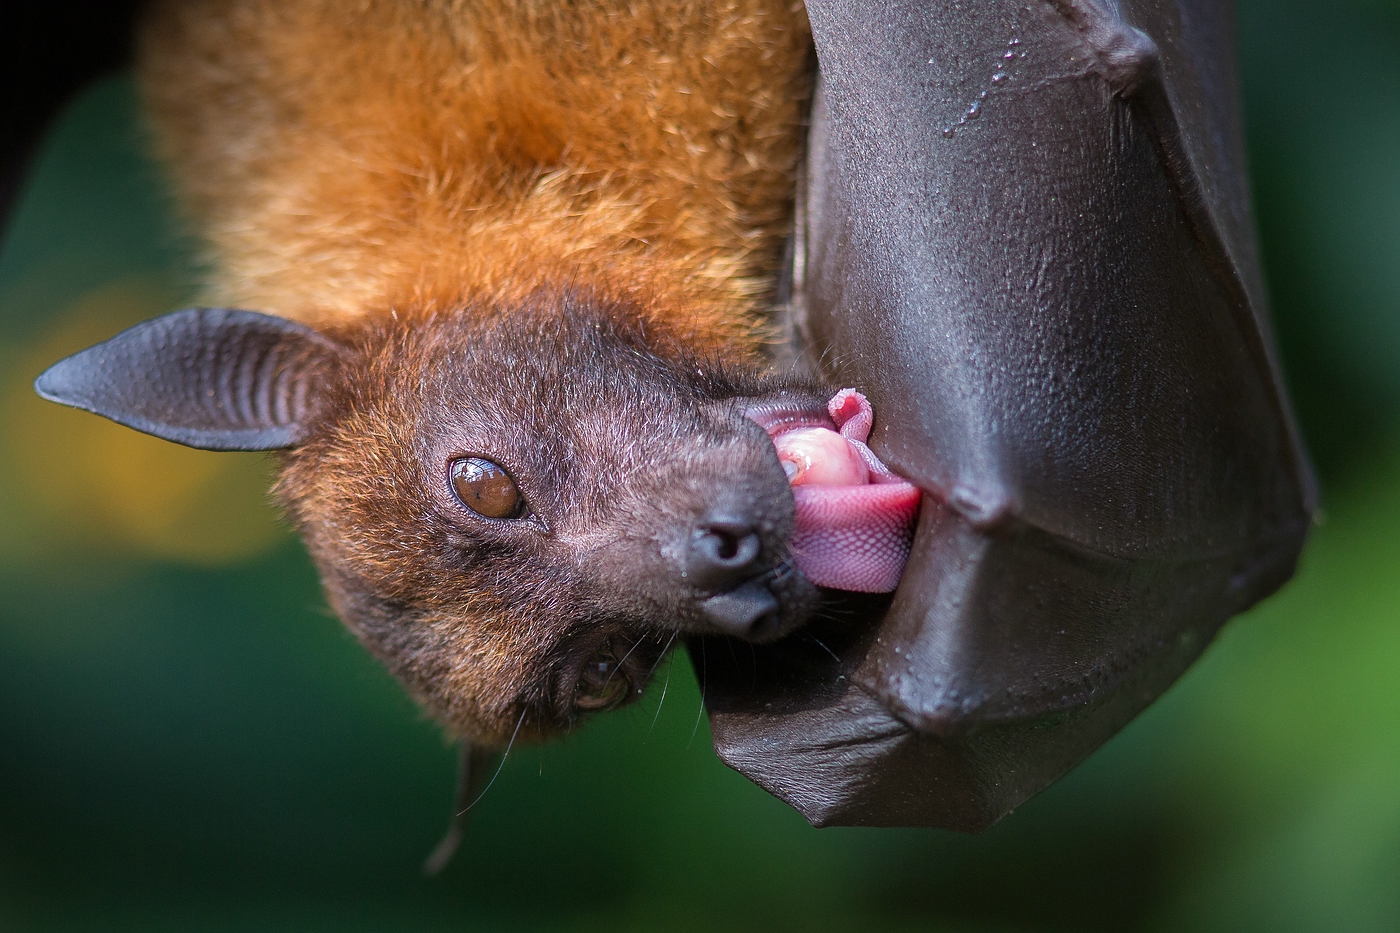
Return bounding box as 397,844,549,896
33,307,345,451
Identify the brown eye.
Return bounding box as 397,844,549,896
449,457,528,520
575,649,631,711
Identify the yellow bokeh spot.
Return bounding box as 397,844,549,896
0,276,288,566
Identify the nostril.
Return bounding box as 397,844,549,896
700,520,759,565
686,519,762,591
713,531,742,561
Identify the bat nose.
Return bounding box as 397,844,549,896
685,517,788,641
685,518,762,592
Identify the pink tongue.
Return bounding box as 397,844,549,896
771,390,921,593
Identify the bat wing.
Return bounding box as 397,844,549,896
1,2,142,240
699,0,1316,829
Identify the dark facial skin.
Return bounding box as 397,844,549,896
276,289,827,745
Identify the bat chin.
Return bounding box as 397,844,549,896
695,563,815,643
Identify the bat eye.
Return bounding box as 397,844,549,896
575,647,632,711
449,457,528,520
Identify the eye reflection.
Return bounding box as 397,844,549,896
449,457,528,520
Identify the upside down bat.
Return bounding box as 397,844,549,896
22,0,1312,841
35,0,903,810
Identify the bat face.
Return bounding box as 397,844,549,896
291,300,835,742
36,286,829,745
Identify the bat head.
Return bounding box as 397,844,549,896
34,289,827,744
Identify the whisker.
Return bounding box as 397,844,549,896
601,634,648,691
650,650,677,732
807,632,841,663
644,631,678,682
688,638,708,748
457,707,526,817
811,597,863,626
761,561,797,588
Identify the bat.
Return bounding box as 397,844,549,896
17,0,1312,844
30,0,908,840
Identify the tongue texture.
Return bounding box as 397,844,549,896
773,390,921,592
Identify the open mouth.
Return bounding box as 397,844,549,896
748,390,922,593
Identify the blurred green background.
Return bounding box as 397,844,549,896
3,1,1398,930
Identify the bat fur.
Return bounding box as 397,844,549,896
120,0,819,746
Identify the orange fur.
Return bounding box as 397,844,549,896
138,0,812,354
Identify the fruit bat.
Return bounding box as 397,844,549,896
16,0,1312,841
39,0,852,739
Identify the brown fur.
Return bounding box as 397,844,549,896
139,0,812,349
132,0,819,746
